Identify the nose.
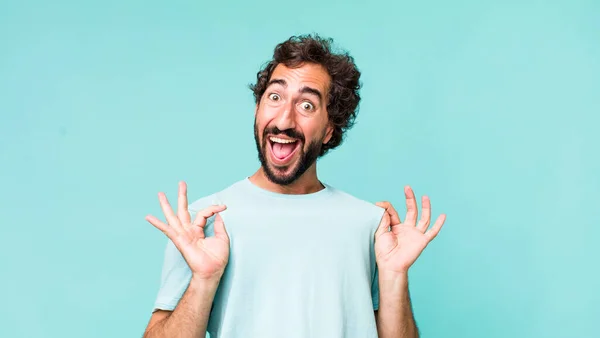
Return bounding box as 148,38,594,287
274,100,296,131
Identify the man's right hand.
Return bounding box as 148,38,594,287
146,181,230,281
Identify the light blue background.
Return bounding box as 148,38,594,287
1,1,598,337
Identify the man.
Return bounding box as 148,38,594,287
143,34,446,338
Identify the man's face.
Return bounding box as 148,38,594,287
254,62,333,186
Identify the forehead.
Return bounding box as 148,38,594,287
269,63,331,97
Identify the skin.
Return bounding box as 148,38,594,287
374,188,446,338
249,62,334,194
142,62,447,338
143,183,229,337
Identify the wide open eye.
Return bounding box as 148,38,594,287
300,101,314,111
268,93,281,101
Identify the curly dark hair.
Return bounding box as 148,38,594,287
249,34,362,156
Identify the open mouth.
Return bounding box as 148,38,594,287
268,136,301,165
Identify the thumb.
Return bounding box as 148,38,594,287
375,211,391,239
213,213,229,240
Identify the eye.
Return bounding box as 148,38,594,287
300,101,314,111
268,93,280,101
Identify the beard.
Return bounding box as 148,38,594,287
254,118,324,186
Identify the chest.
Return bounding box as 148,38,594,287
218,203,375,274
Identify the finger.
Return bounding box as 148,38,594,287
425,214,446,241
416,195,431,233
213,213,229,240
146,214,177,239
158,192,181,229
404,186,418,226
177,181,191,225
375,210,391,238
375,201,401,225
192,204,228,227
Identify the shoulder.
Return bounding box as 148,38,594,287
187,178,247,213
325,184,386,223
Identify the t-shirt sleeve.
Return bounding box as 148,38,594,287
151,198,220,312
371,265,380,311
371,206,386,311
152,238,193,312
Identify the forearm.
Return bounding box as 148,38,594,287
376,272,419,338
145,276,220,338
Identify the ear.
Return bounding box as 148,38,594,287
323,122,334,145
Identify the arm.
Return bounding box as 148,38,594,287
375,186,446,338
375,272,419,338
143,181,230,338
143,276,219,338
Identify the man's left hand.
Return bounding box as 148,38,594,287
375,186,446,274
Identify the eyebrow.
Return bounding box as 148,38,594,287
267,78,323,102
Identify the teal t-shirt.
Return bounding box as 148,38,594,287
153,178,386,337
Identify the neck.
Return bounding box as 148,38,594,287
248,165,325,195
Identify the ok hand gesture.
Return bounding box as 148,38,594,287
146,181,230,281
375,186,446,274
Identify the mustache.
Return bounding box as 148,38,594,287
263,126,305,142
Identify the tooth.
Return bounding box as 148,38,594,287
270,137,296,144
